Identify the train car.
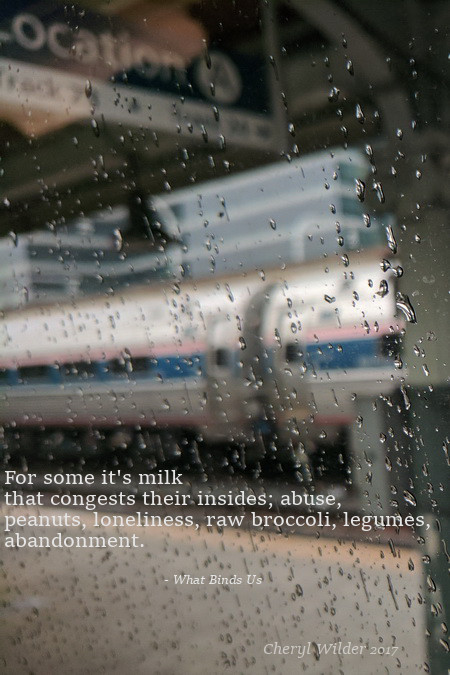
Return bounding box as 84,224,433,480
150,147,389,279
0,246,403,466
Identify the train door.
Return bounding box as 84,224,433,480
206,316,250,443
271,300,310,444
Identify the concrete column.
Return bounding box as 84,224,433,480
348,397,393,515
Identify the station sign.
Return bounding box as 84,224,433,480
0,2,275,149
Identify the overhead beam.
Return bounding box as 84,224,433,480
287,0,413,135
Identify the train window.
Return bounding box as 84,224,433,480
214,348,230,368
129,357,149,374
285,343,303,362
107,356,149,377
96,361,110,377
0,367,9,382
108,358,131,378
63,362,96,380
18,365,49,382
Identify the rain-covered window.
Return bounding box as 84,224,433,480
0,1,448,673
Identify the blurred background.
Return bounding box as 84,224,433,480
0,1,448,673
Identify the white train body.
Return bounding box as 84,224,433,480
0,249,403,459
153,148,387,279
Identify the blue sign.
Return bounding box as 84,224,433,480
0,1,270,113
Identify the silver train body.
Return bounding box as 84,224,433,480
0,248,403,463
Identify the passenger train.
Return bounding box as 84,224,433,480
0,150,404,467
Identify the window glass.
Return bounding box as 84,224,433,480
0,2,448,674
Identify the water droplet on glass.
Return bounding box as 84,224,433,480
85,79,92,98
426,575,437,592
401,385,411,410
355,102,364,123
91,119,100,137
202,40,211,69
439,639,450,653
396,292,417,323
403,490,417,507
113,228,123,251
355,179,365,201
328,87,340,102
377,280,389,297
386,225,397,254
374,182,385,203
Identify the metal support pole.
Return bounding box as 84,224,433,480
409,387,450,671
348,397,393,515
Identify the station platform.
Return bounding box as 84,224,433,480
0,504,426,674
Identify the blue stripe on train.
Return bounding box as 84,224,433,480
0,336,390,389
306,337,385,370
0,353,207,386
263,336,390,372
154,354,206,379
